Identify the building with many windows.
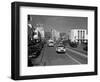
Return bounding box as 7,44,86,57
69,29,88,43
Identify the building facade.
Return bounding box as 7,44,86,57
69,29,88,43
36,26,45,40
52,29,60,41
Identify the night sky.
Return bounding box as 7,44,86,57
28,15,88,34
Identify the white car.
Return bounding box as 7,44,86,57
56,45,66,53
48,40,55,47
48,42,54,47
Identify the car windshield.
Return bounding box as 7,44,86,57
58,45,64,47
50,42,54,43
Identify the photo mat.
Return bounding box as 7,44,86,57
20,6,95,76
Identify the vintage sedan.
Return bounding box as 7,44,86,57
56,45,66,53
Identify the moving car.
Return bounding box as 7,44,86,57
56,45,66,53
48,39,54,47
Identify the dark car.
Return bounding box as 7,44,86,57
28,40,44,66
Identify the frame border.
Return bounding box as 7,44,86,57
11,1,98,80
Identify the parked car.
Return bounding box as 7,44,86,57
56,45,66,53
69,42,78,48
83,46,88,51
28,40,43,66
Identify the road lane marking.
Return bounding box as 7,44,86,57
66,47,87,58
65,53,81,64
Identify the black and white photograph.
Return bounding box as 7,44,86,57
11,2,97,80
28,15,88,67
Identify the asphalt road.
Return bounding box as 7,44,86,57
36,44,88,66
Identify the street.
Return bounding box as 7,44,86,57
35,44,87,66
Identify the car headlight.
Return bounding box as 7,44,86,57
63,49,66,51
